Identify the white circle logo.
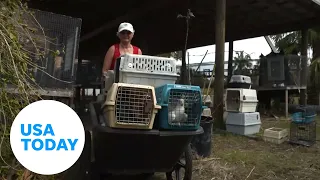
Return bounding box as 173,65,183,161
10,100,85,175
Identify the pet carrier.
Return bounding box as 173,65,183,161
114,54,179,87
291,106,316,124
155,84,206,130
101,83,161,129
225,88,258,113
227,75,252,89
289,121,317,147
225,112,261,135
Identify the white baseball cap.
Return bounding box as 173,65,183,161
118,22,135,33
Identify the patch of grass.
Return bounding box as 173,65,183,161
191,116,320,180
153,116,320,180
316,116,320,139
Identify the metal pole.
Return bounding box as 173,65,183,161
71,27,79,81
188,52,191,85
195,50,209,72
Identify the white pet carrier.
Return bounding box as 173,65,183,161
102,83,161,129
228,75,252,89
116,54,179,88
226,112,261,135
225,88,258,113
229,75,252,84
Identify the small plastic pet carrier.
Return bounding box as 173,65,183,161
114,54,179,88
227,75,252,89
225,112,261,135
155,84,206,130
225,88,258,113
102,83,161,129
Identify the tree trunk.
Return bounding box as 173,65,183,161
300,29,308,105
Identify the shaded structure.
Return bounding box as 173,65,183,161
26,0,320,121
27,0,320,59
257,53,308,118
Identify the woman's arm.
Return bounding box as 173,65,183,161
102,45,115,74
138,48,142,55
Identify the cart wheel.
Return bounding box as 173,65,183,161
89,163,105,180
139,173,155,180
166,144,192,180
62,130,91,180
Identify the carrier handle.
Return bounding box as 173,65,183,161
157,104,168,107
202,106,208,110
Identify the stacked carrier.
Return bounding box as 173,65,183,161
225,75,261,135
101,54,205,131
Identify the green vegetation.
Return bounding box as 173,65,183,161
0,1,52,179
191,116,320,180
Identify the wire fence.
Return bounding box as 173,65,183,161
25,9,82,90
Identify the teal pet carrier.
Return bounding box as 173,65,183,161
155,84,206,130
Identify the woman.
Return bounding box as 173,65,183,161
102,22,142,74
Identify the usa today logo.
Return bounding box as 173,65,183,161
10,100,85,175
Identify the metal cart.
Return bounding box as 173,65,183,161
63,54,204,179
63,96,203,180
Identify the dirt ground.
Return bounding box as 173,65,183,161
5,116,317,180
153,116,320,180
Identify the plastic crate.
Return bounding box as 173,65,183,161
229,75,252,84
292,112,316,124
228,75,252,89
102,83,161,129
262,127,289,144
155,84,206,130
114,54,179,88
227,83,251,89
225,112,261,135
225,88,258,113
291,106,316,124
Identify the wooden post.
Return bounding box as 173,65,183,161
300,29,308,105
180,49,187,84
213,0,226,129
285,89,288,118
227,41,234,83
